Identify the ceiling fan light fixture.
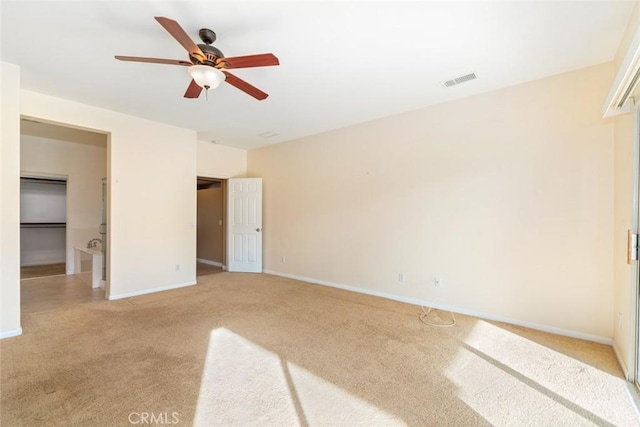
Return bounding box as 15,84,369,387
188,64,225,89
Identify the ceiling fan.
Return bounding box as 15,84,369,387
115,16,279,100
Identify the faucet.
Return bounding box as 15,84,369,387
87,238,102,249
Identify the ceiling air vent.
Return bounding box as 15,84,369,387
442,72,477,88
258,131,278,138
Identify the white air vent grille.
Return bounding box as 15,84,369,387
258,131,278,138
442,72,477,88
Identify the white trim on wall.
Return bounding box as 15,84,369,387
196,258,223,268
0,328,23,339
264,269,613,345
107,280,197,301
615,340,632,381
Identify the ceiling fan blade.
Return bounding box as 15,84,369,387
184,79,203,98
222,71,268,100
154,16,205,62
115,56,192,66
218,53,279,69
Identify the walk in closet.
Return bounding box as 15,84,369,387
20,177,67,275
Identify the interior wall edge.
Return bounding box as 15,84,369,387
1,61,22,336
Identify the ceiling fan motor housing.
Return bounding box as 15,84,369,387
192,44,225,65
190,28,224,66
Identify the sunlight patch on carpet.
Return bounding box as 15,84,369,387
444,320,639,426
194,328,403,426
286,361,403,425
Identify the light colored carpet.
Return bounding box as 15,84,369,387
1,272,638,426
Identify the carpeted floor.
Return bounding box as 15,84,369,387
1,272,638,426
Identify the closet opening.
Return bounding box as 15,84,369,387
20,176,68,279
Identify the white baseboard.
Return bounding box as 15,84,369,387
197,258,223,268
108,280,197,300
0,328,23,339
264,269,613,345
614,340,632,381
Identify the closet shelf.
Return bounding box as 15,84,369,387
20,222,67,228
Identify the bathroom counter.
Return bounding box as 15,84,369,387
74,246,103,288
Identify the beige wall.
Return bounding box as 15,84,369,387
21,120,107,147
1,62,250,337
18,89,198,300
197,187,224,264
197,140,246,179
21,135,107,273
249,63,615,342
613,112,634,377
615,1,640,69
1,62,22,338
610,0,640,378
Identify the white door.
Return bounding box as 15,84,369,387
227,178,263,273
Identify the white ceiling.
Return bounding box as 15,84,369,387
1,1,635,150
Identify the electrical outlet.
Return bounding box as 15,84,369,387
175,264,180,271
434,277,441,287
281,256,286,264
399,273,405,282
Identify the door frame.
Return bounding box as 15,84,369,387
633,107,640,388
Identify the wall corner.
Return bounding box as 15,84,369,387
0,62,23,337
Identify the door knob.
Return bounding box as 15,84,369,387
256,228,261,232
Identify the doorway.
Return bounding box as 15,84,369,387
19,118,109,310
196,177,226,276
